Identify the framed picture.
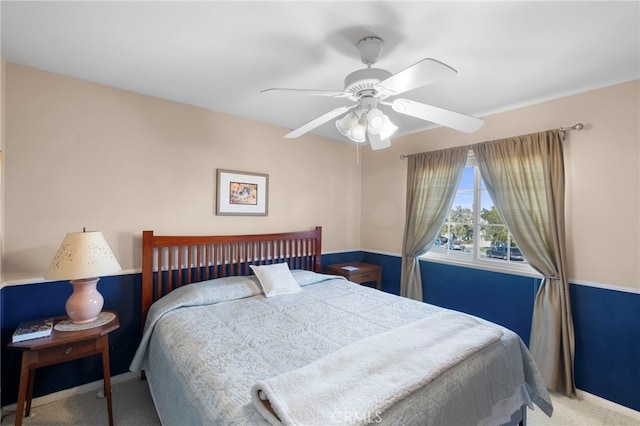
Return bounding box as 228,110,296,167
216,169,269,216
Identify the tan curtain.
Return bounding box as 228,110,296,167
473,130,575,396
401,147,468,301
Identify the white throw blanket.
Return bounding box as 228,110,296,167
251,311,504,426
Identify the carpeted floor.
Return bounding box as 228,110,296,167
1,378,159,426
1,378,638,425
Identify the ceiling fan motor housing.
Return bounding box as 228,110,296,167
343,68,392,97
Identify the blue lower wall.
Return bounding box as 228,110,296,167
570,284,640,409
346,251,639,411
2,252,639,412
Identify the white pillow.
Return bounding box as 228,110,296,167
250,263,302,297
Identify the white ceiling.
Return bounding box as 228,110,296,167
1,1,639,143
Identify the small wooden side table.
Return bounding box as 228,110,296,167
326,262,382,290
7,311,119,426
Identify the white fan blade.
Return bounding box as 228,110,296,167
391,98,484,133
285,105,355,138
261,88,350,98
376,59,457,96
368,131,392,150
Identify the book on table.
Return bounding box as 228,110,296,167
12,318,54,343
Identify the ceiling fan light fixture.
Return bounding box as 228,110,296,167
367,108,398,140
366,108,385,133
351,121,367,143
379,116,398,140
336,112,359,137
337,107,397,144
367,131,392,151
336,112,367,142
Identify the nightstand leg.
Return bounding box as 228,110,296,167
25,369,35,417
100,336,114,426
15,356,30,426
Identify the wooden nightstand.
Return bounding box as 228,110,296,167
7,311,119,426
326,262,382,290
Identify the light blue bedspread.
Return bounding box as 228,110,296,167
130,270,552,425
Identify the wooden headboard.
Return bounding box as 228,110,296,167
141,226,322,323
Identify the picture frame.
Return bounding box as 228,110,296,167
216,169,269,216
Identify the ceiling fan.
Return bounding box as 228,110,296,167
262,36,484,150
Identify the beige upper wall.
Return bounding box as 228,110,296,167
1,57,5,281
3,63,362,283
3,62,639,291
361,80,640,291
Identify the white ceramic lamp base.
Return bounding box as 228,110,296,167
66,278,104,324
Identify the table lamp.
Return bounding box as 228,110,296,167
45,229,121,324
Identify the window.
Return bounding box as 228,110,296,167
425,153,536,275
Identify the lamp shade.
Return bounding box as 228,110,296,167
45,231,121,280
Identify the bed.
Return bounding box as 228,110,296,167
130,226,552,425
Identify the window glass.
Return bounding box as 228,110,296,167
425,154,533,274
430,167,473,260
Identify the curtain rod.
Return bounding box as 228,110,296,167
399,123,585,159
558,122,584,132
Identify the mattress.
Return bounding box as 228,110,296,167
130,270,552,425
